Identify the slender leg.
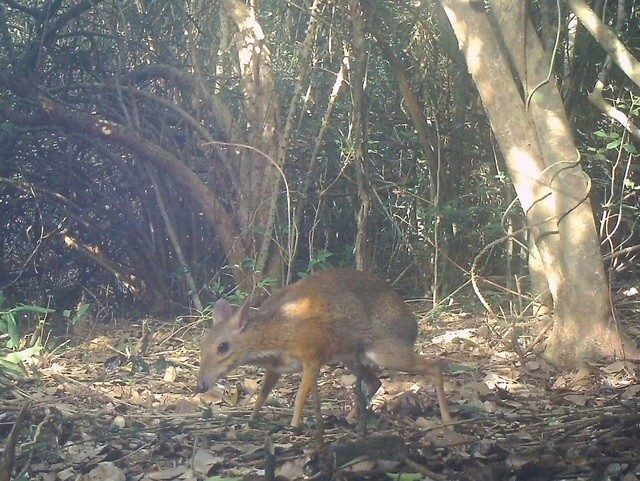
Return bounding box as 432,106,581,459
425,360,453,424
353,371,367,437
368,343,452,426
345,361,381,436
311,376,325,446
251,370,281,420
291,361,321,427
308,367,332,475
406,356,452,425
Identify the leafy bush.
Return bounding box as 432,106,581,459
0,292,54,381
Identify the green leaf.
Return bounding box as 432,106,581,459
4,345,43,364
8,306,54,315
0,357,27,380
71,303,91,324
447,363,476,373
6,313,19,348
257,277,277,289
606,139,621,150
387,473,424,481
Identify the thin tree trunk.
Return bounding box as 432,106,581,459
350,0,371,271
146,165,203,311
258,0,324,283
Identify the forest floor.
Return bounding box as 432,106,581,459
1,305,640,481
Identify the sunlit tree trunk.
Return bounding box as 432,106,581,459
439,0,638,366
219,0,284,285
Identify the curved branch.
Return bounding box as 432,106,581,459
0,176,95,230
125,64,237,136
564,0,640,88
1,71,246,270
367,8,438,199
588,80,640,142
61,231,145,296
51,81,239,195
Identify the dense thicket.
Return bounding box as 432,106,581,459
0,0,637,325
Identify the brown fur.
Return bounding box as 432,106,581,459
197,268,451,427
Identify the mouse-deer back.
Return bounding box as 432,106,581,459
197,268,451,428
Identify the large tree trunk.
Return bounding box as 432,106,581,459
439,0,638,366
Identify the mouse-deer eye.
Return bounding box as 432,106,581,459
217,341,230,355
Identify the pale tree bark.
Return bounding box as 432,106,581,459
219,0,332,285
292,64,347,264
439,0,638,366
61,232,145,297
292,54,347,265
220,0,284,285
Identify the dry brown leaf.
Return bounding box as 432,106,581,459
621,384,640,399
76,462,126,481
432,328,479,345
603,361,629,374
342,456,376,472
340,374,356,386
482,371,519,391
525,360,541,370
192,449,224,475
276,458,306,479
422,426,473,447
174,399,200,413
112,415,126,428
505,452,537,470
58,467,76,481
146,466,189,480
415,416,441,430
163,365,177,382
564,394,590,406
66,444,105,465
224,385,241,406
178,468,198,481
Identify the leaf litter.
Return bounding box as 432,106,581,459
0,310,638,481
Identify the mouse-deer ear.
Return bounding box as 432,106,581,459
230,299,252,331
212,299,234,324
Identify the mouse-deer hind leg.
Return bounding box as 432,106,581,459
366,343,452,425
